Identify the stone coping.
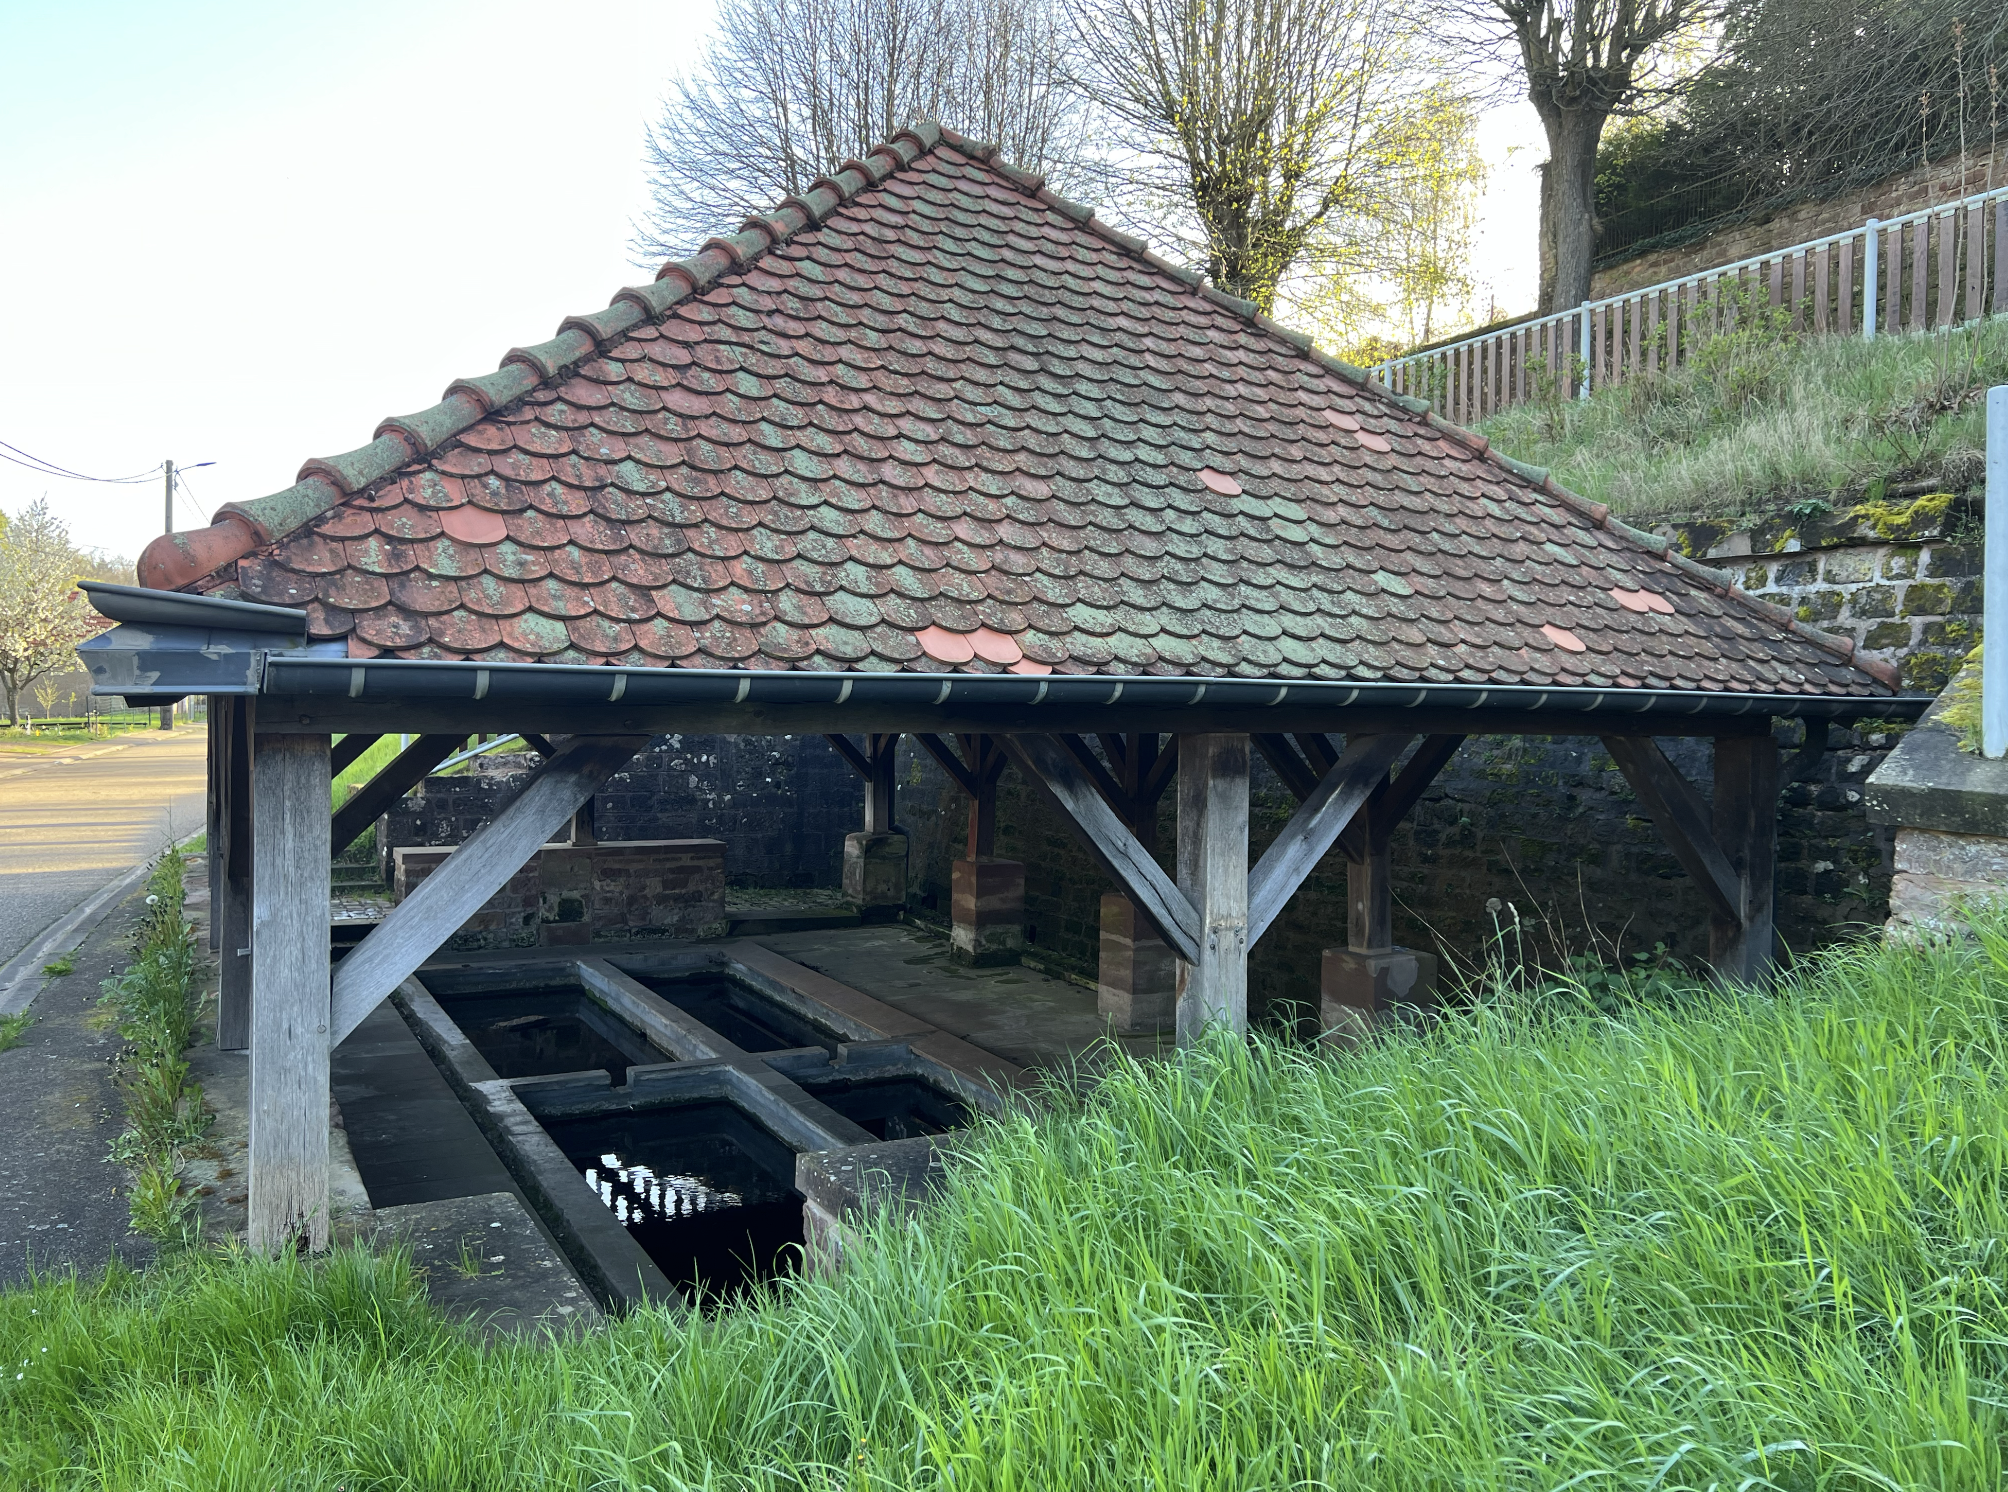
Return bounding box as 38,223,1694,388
1864,669,2008,839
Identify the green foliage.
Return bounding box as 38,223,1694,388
40,951,73,977
96,854,209,1248
6,917,2008,1488
1482,316,2008,520
0,1012,31,1053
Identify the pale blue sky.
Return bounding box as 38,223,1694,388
1,0,1536,565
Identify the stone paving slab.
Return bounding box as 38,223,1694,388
374,1191,602,1339
755,923,1166,1073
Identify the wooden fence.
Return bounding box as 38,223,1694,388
1375,184,2008,425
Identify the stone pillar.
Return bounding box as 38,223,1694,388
1098,892,1176,1032
843,831,908,918
951,857,1024,964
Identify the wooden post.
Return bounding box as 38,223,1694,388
864,733,897,833
218,698,254,1052
248,730,331,1254
1173,733,1247,1044
1709,734,1779,982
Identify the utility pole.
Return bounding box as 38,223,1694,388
159,459,176,732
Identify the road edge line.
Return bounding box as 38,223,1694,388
0,831,205,1018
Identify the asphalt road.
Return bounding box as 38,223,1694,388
0,726,209,968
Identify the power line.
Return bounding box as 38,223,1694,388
0,440,168,485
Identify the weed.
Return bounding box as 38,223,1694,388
39,952,73,977
449,1240,490,1280
97,855,210,1247
0,1013,31,1053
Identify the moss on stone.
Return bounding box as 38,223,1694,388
1936,647,1984,755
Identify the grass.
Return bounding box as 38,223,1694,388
1480,313,2008,521
0,1013,31,1052
4,918,2006,1488
96,855,210,1246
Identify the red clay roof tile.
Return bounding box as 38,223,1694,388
172,125,1897,697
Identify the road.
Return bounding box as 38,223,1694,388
0,727,208,967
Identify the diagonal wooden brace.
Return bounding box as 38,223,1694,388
1000,732,1200,962
1601,735,1741,924
1246,734,1414,945
329,735,651,1045
330,733,467,853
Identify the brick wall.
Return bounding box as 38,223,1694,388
392,839,726,950
1592,143,2007,299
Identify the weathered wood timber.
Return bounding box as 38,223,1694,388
216,698,254,1052
1246,734,1413,945
1708,734,1781,980
328,735,650,1044
1602,735,1742,923
1174,733,1249,1041
1000,732,1201,962
329,733,468,853
248,731,331,1254
328,732,383,778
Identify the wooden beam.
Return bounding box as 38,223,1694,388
1709,734,1779,981
864,733,898,832
520,734,556,758
328,733,382,778
1000,733,1200,962
330,734,467,854
912,733,978,796
1054,733,1128,814
1246,734,1414,946
1338,733,1466,861
1602,735,1741,924
824,732,872,779
1140,734,1179,806
328,735,650,1045
218,698,254,1051
1252,733,1320,802
1174,733,1249,1041
248,730,331,1254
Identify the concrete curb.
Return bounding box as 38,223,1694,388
0,832,203,1018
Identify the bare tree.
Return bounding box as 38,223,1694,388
1065,0,1437,312
633,0,1087,262
0,502,106,728
1464,0,1712,314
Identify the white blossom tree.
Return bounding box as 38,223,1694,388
0,502,106,727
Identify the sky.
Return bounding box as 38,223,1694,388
0,0,1545,567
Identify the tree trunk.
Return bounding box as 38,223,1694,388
1534,104,1609,315
2,679,16,728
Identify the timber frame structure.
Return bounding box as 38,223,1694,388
82,120,1925,1253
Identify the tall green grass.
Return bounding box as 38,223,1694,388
1481,316,2008,521
5,917,2005,1489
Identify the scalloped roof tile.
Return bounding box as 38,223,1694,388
166,124,1896,699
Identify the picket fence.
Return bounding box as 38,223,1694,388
1373,183,2008,424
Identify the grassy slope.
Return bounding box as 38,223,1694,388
4,922,2006,1489
1479,316,2008,522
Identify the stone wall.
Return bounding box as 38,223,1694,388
382,733,861,887
901,722,1905,1017
1652,492,1982,695
1592,143,2007,299
1866,657,2008,932
392,839,726,950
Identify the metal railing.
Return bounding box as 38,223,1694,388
1374,182,2008,423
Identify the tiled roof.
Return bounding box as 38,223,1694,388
148,122,1896,697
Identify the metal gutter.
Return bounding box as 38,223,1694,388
257,655,1927,722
